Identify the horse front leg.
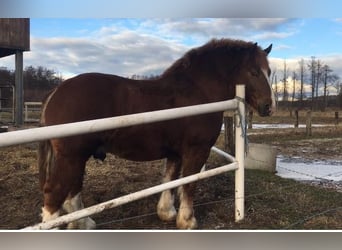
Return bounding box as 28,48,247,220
176,148,211,229
157,157,181,222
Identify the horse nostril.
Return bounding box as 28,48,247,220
265,103,273,115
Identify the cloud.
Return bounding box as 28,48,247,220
269,54,342,79
148,18,294,42
274,44,293,51
321,54,342,80
269,55,342,97
1,18,340,86
24,31,187,78
251,31,295,40
19,18,296,78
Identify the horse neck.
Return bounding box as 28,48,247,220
185,67,237,102
160,55,240,102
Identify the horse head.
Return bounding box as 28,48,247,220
242,43,275,116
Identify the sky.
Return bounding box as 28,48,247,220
1,18,342,94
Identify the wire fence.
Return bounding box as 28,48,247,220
90,157,342,230
1,130,341,230
0,136,341,229
94,181,342,230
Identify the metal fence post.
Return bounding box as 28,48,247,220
235,85,245,222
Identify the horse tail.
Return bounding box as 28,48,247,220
38,86,59,190
38,140,55,190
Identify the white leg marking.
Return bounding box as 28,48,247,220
63,193,96,229
62,193,83,212
200,164,206,172
41,207,60,229
157,190,177,221
157,160,177,221
261,67,276,112
176,186,198,229
41,207,60,222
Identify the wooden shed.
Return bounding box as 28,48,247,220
0,18,30,126
0,18,30,57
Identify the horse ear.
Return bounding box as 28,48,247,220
254,42,258,46
264,44,272,55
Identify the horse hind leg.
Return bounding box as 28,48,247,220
41,151,94,229
157,157,181,222
39,141,60,226
62,193,96,229
61,156,95,229
39,142,65,228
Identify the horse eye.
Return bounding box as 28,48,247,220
250,69,259,77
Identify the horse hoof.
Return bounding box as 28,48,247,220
176,215,198,229
157,206,177,221
84,217,96,229
67,217,96,229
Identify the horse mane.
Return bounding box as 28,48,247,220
161,38,257,77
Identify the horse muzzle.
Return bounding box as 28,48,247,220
257,103,273,117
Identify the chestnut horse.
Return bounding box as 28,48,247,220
38,39,274,229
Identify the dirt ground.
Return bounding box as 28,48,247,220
0,118,341,230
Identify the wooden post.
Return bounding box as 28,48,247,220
306,110,312,136
0,87,2,121
335,112,339,126
15,50,24,126
223,116,235,155
294,110,299,128
248,110,253,129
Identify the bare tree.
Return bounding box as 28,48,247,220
315,59,323,100
282,59,289,103
291,71,297,102
289,71,297,116
338,81,342,108
298,58,306,106
271,68,278,105
322,64,332,110
325,68,340,109
308,56,316,110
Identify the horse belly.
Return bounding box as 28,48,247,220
105,114,222,162
105,125,170,162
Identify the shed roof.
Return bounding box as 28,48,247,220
0,18,30,58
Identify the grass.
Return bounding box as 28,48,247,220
241,170,342,229
202,111,342,230
195,164,342,230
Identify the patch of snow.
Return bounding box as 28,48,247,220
221,123,329,131
276,156,342,182
252,124,327,129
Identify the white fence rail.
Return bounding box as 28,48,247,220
0,99,239,147
24,101,42,122
0,85,246,229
